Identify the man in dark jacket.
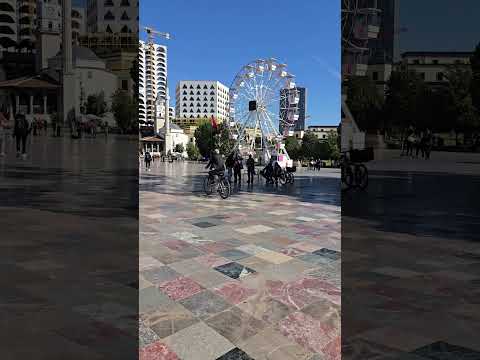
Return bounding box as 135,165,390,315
233,152,243,184
225,152,235,183
246,154,255,184
13,113,30,159
205,149,225,180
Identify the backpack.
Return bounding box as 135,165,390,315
145,153,152,161
16,116,30,134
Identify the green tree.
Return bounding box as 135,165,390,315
346,76,384,132
111,90,137,134
470,42,480,112
300,132,319,160
186,142,200,160
85,91,107,116
384,70,426,133
325,131,340,160
217,122,235,155
285,136,301,160
194,122,215,157
446,66,480,143
175,143,184,153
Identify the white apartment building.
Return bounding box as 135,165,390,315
175,80,229,123
138,39,167,127
0,0,86,52
86,0,138,34
307,125,338,140
0,0,16,50
398,51,472,84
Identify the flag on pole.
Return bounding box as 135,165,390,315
210,115,218,130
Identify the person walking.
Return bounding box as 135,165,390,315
246,154,255,184
423,129,433,160
233,152,243,185
0,112,10,156
13,113,31,159
144,151,152,171
225,152,234,183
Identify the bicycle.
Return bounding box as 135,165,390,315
204,172,231,199
341,151,368,190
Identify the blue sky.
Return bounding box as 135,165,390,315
399,0,480,55
140,0,341,126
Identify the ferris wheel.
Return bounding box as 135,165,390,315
228,58,299,163
341,0,381,78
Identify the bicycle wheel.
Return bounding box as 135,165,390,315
341,164,354,188
278,172,287,185
218,179,230,199
354,164,368,190
289,173,295,184
204,175,214,195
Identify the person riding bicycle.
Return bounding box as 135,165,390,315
205,149,225,181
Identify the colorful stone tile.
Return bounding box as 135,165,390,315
278,311,339,359
139,341,180,360
216,347,255,360
312,248,341,261
158,277,204,301
187,269,232,289
266,278,340,310
238,326,313,360
194,253,231,268
141,266,181,286
179,290,231,320
213,281,257,305
411,341,480,359
255,250,293,264
141,303,199,339
218,249,251,261
164,322,235,360
215,262,257,280
206,306,267,344
235,225,274,235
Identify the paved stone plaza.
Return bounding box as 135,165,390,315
342,151,480,359
140,161,341,360
1,134,138,359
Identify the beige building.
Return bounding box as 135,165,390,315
306,125,337,140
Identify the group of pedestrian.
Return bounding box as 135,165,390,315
309,159,322,171
402,126,433,160
31,118,49,136
225,151,257,185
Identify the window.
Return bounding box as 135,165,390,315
122,79,128,90
48,21,53,30
121,0,130,5
88,71,92,79
190,85,193,89
210,85,215,89
121,11,130,20
203,85,208,89
183,84,187,89
372,72,378,81
323,134,326,139
190,91,194,95
183,97,187,101
437,72,444,81
104,10,115,20
197,85,201,89
182,91,187,95
197,91,200,95
190,97,194,101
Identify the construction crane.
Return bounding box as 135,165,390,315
143,26,171,45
